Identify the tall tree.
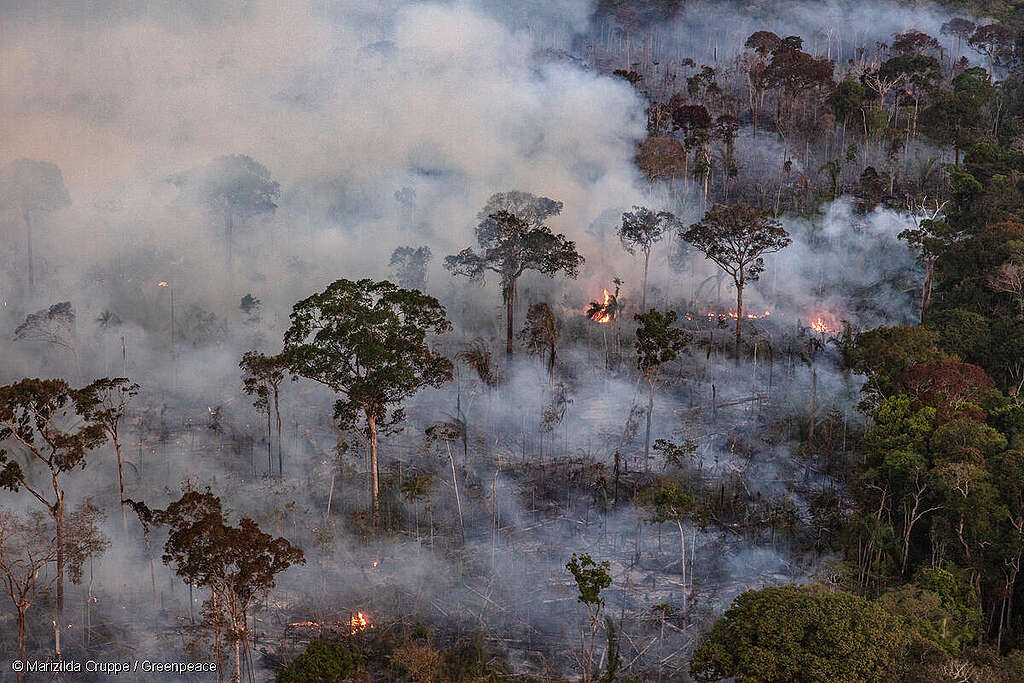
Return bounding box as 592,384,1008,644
284,279,453,515
683,205,790,357
389,246,432,291
0,159,70,293
0,379,107,657
14,302,79,379
74,377,139,531
240,351,289,477
618,207,678,311
132,491,303,683
445,191,584,355
0,507,58,680
635,310,692,468
172,155,280,264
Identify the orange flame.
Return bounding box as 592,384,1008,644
158,281,168,287
349,612,372,635
587,290,613,324
807,314,838,334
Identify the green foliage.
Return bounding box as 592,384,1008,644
284,278,453,435
566,553,611,607
275,637,363,682
634,309,692,377
690,585,912,683
862,395,935,463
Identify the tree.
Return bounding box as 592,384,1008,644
74,377,139,531
173,155,280,264
989,254,1024,318
0,159,70,292
240,351,289,477
0,507,58,680
618,207,678,310
566,553,612,683
284,279,453,515
640,482,694,613
133,490,304,683
690,585,912,682
390,246,432,291
521,302,559,377
0,379,107,657
445,191,584,355
941,18,976,59
898,210,956,321
635,310,691,468
683,204,790,357
968,23,1015,78
14,302,80,379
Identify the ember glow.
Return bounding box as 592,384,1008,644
687,310,771,321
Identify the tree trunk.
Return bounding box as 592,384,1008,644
921,258,934,322
503,279,517,356
17,607,26,682
234,630,241,683
24,209,33,293
274,388,283,478
676,519,687,614
644,377,654,471
114,431,127,532
54,492,64,651
368,414,380,517
225,210,234,266
735,274,744,362
641,249,650,312
446,441,465,543
266,403,272,476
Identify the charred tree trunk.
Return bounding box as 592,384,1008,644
54,489,64,653
644,376,654,471
113,430,127,532
641,249,651,312
17,607,26,682
734,273,744,363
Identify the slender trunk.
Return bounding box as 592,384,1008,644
735,275,744,362
641,249,650,312
504,279,516,356
114,431,127,532
274,388,283,478
676,519,687,614
921,258,934,322
266,403,272,476
54,491,64,652
234,628,241,683
446,441,465,542
17,607,26,682
644,377,654,471
24,209,33,293
368,414,379,517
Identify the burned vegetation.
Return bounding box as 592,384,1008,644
5,0,1024,681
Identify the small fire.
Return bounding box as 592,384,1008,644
349,612,372,635
158,281,168,287
587,290,613,324
807,313,839,334
289,620,321,628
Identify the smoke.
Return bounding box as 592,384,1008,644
0,0,955,677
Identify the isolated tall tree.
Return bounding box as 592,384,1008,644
0,159,70,292
968,23,1015,78
445,191,584,355
240,351,289,477
174,155,280,264
0,379,107,656
683,205,790,356
635,310,692,468
0,508,58,679
898,212,956,320
284,279,453,515
14,302,79,379
133,491,303,683
619,207,678,310
75,377,139,531
521,302,559,377
390,245,432,291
